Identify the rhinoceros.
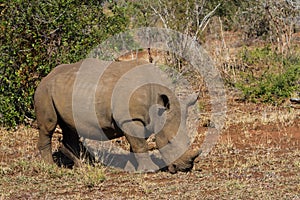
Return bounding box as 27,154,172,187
34,58,200,173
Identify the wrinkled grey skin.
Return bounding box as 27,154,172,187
34,58,200,173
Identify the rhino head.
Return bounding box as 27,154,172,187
167,148,201,174
147,91,201,173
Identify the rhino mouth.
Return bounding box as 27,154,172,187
166,149,201,174
168,162,194,174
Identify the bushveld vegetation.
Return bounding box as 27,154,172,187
1,0,300,199
1,0,299,127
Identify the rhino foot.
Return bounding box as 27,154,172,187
135,153,160,172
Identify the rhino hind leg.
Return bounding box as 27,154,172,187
58,122,94,167
59,124,80,157
36,97,58,164
37,125,56,164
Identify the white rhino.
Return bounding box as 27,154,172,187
34,58,200,173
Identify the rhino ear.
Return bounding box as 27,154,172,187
158,94,170,110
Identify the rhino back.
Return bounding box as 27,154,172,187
94,59,150,127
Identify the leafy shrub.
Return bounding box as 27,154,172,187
0,0,129,127
236,47,300,104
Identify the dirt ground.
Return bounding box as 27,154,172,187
0,96,299,199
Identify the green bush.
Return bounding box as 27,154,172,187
237,65,300,103
0,0,129,127
236,47,300,104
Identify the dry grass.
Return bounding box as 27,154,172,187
0,101,299,199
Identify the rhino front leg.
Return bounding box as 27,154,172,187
121,121,159,172
124,133,159,172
